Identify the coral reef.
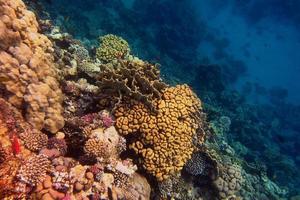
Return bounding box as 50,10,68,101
115,84,205,181
96,34,130,63
0,0,293,199
16,154,52,186
213,163,243,199
19,130,48,152
96,59,167,111
0,0,64,133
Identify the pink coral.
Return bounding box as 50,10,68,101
100,110,114,128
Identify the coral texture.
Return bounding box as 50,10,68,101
84,138,112,160
0,97,48,155
96,34,130,63
0,0,64,133
96,59,167,111
16,154,51,186
115,84,204,181
19,130,48,152
213,163,244,199
184,151,218,177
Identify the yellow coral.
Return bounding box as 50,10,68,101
0,0,64,133
115,85,204,181
84,138,112,160
96,34,130,63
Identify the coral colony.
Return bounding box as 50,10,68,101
0,0,291,199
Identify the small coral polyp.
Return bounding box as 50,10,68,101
115,84,205,181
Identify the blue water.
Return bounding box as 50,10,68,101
32,0,300,196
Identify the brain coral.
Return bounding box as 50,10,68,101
0,0,64,133
96,34,130,63
114,84,205,181
213,163,244,199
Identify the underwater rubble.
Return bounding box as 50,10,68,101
0,0,294,199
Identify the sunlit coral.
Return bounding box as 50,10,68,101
16,154,52,186
96,59,167,111
115,84,204,181
96,34,130,63
0,0,64,133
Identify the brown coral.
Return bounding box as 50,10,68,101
0,0,64,133
84,138,112,160
114,84,205,181
16,154,52,186
96,59,167,111
213,163,244,199
19,130,48,152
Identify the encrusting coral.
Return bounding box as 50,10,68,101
96,34,130,63
213,163,244,199
115,84,205,181
0,0,64,133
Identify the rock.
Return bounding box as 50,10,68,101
125,173,151,200
43,179,52,189
56,132,65,139
75,182,84,191
49,188,65,199
85,172,94,180
42,193,54,200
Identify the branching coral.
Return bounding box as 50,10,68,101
96,34,130,63
16,154,52,186
0,0,64,133
96,59,167,111
115,84,205,181
19,130,48,152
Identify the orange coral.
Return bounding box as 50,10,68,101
114,85,205,181
0,0,64,133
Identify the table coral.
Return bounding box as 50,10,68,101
0,0,64,133
96,59,167,111
114,84,205,181
96,34,130,63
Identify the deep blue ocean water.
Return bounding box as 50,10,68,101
32,0,300,196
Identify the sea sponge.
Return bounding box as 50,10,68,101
96,34,130,63
16,154,51,186
0,0,64,133
114,84,205,181
96,59,167,111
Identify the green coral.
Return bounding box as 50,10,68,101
96,34,130,63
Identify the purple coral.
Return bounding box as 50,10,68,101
47,137,68,155
89,164,104,181
81,113,97,124
100,110,114,128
